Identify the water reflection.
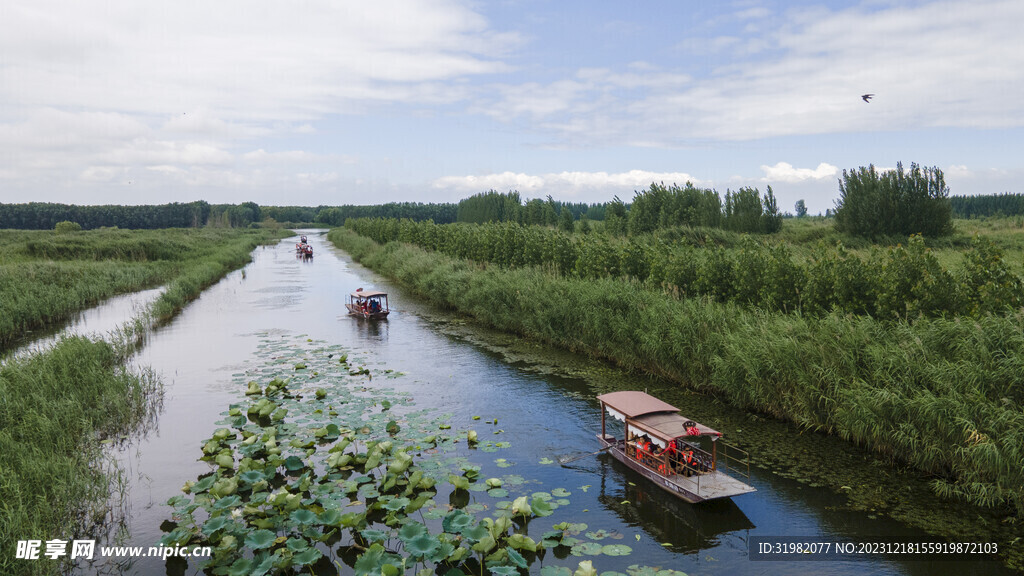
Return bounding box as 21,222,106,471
596,455,755,553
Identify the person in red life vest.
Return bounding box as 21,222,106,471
657,441,678,475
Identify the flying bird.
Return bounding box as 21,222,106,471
861,94,874,103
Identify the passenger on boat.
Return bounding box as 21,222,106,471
369,299,380,313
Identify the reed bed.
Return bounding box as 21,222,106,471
344,217,1024,321
0,228,285,348
330,227,1024,516
0,336,159,576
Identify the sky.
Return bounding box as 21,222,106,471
2,0,1023,214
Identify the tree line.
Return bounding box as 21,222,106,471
950,192,1024,218
0,201,456,230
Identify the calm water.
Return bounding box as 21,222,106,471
55,230,1009,575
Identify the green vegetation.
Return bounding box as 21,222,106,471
834,163,953,238
0,336,159,576
0,228,285,348
330,227,1024,519
344,217,1023,320
951,192,1024,218
164,336,679,575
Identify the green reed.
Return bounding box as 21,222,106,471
329,227,1024,517
0,337,160,576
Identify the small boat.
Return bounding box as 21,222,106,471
597,391,755,503
346,289,389,319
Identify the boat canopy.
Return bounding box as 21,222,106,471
598,390,722,440
351,290,387,298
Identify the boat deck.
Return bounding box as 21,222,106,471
599,434,756,503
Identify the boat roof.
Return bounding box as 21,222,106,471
597,391,678,418
598,390,721,439
350,290,387,298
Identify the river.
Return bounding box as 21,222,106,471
61,230,1010,575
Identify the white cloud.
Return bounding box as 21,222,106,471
432,169,702,201
481,0,1024,145
760,162,838,183
0,0,515,201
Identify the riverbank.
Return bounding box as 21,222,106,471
0,228,288,349
0,228,287,576
329,227,1023,566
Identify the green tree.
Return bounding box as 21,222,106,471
795,199,808,218
834,163,953,238
558,207,575,233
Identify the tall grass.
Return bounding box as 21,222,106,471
330,227,1024,516
344,218,1024,320
0,337,159,576
0,227,286,575
0,228,286,347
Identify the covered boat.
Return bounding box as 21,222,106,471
346,289,390,319
597,391,755,503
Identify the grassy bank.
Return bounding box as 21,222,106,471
0,228,287,575
0,337,159,576
329,228,1024,518
0,228,287,348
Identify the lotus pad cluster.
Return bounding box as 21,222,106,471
161,336,683,575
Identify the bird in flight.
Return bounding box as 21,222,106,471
861,94,874,103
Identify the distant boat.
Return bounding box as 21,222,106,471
346,289,390,320
597,391,755,503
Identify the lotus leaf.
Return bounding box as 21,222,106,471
540,567,572,576
572,542,604,556
398,522,428,542
487,488,509,498
239,470,265,485
318,509,342,526
531,496,554,517
283,455,305,471
441,509,473,533
573,561,598,576
383,497,410,511
290,508,316,524
488,566,519,576
552,488,571,497
507,533,538,552
406,534,440,558
200,515,231,535
226,558,254,576
291,547,322,566
285,537,308,552
601,544,633,556
212,495,242,510
244,529,277,550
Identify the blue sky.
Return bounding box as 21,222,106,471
2,0,1022,214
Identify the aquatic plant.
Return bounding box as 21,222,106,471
329,228,1024,518
0,336,160,576
165,337,674,575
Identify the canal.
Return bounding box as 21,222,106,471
71,230,1010,575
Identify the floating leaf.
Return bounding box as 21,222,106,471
601,544,633,556
571,542,603,556
290,509,316,524
406,534,440,558
244,529,276,550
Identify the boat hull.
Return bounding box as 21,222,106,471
345,304,389,319
598,434,755,503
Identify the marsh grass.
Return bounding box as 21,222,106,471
330,228,1024,517
0,228,286,348
0,227,285,575
0,336,161,576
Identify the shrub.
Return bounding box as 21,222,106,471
834,163,953,238
54,221,82,233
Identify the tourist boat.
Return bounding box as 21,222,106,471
597,391,755,503
346,289,390,319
